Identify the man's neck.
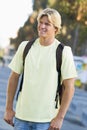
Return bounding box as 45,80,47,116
39,37,55,46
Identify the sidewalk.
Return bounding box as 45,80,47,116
0,119,13,130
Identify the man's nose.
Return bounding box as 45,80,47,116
40,23,46,28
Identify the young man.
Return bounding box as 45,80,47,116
4,8,77,130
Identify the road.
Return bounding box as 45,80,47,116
0,66,87,130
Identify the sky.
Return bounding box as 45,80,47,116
0,0,33,48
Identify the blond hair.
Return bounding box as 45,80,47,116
37,8,62,34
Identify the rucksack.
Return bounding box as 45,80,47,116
16,39,64,109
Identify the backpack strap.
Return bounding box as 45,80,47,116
16,39,35,100
23,39,36,66
55,43,64,108
20,39,36,89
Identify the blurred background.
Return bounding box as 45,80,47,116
0,0,87,130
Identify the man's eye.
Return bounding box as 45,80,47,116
45,23,50,26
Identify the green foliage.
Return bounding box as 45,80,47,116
33,0,48,10
79,25,87,44
10,0,87,55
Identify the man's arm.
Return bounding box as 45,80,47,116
49,78,75,130
4,71,20,126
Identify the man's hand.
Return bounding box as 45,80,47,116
4,109,15,126
4,71,19,126
48,116,63,130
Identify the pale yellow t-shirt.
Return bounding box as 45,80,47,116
9,38,77,122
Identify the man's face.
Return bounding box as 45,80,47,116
37,16,56,38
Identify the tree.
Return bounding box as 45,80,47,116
10,0,87,56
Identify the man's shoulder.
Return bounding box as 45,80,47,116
62,45,73,60
17,41,29,53
63,45,72,53
19,41,29,48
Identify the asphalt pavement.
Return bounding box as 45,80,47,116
0,65,87,130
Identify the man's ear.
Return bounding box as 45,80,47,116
55,27,58,35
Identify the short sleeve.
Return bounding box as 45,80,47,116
61,46,77,80
8,41,28,74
